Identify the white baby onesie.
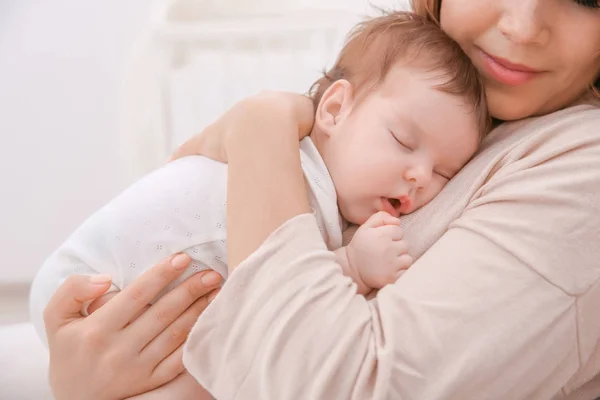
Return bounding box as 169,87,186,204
30,138,343,345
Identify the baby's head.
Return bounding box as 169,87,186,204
309,11,489,225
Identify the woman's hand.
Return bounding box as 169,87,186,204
44,253,222,400
126,372,215,400
170,91,315,163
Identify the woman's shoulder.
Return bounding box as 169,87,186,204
517,100,600,143
464,102,600,294
532,100,600,138
487,102,600,174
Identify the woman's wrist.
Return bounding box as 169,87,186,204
223,92,314,153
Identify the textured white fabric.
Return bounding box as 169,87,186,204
29,138,342,345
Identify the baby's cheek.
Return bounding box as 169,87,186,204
336,195,369,225
416,180,447,211
333,171,377,224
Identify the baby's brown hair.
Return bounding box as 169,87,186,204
309,11,490,138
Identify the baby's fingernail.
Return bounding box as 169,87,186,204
90,275,112,285
171,253,190,270
201,271,222,287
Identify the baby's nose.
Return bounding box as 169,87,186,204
406,166,433,189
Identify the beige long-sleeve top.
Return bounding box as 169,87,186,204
183,100,600,400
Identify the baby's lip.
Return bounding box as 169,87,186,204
381,197,400,218
397,195,413,214
382,195,413,217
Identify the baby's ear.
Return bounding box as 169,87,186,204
315,79,354,136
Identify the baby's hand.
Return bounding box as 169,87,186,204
346,211,413,292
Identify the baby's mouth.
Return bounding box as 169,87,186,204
389,198,401,209
386,195,413,215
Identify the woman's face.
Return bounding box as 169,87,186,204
440,0,600,120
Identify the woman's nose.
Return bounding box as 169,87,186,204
497,0,550,46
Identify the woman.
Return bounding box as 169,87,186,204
39,0,600,398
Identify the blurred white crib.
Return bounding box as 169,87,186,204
119,0,409,183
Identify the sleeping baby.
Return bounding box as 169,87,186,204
32,11,488,343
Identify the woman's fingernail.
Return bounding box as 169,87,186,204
90,275,112,285
171,253,190,270
201,271,222,287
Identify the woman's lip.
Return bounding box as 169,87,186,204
484,51,541,72
476,48,544,86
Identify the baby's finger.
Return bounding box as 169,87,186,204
364,211,401,228
373,224,404,241
396,254,414,269
392,239,409,255
395,269,407,280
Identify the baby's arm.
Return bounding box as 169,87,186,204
334,212,413,294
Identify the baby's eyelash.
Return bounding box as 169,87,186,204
389,130,414,151
436,171,451,180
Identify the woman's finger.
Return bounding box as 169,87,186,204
44,274,112,337
86,291,118,315
130,270,222,347
207,288,221,304
88,293,151,327
149,346,186,387
141,287,216,363
91,254,191,330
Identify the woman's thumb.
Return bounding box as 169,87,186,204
44,275,112,335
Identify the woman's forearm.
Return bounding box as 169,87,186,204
226,94,314,268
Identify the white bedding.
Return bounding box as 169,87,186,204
0,323,52,400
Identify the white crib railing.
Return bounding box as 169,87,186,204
118,2,407,183
158,10,361,150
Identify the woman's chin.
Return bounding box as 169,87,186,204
486,86,583,122
487,94,538,122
